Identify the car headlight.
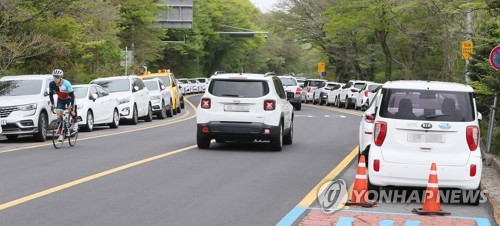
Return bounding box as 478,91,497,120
150,95,161,100
16,103,37,111
118,98,130,105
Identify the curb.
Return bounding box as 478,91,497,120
483,151,500,174
482,150,500,226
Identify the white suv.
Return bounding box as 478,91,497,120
196,73,294,151
91,76,152,125
338,80,368,109
366,81,482,193
0,75,57,141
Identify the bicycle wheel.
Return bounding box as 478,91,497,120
68,123,78,147
52,121,64,149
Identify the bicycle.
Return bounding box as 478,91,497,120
52,107,79,149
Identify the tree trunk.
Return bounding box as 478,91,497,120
376,29,392,81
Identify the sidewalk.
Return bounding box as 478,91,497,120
482,150,500,225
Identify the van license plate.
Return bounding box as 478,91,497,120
1,120,6,125
407,134,445,143
224,104,250,112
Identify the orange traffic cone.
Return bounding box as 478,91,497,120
345,155,376,207
412,163,450,215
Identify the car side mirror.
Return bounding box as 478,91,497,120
478,112,482,121
361,102,369,111
133,86,139,92
160,85,166,90
44,88,50,96
91,93,98,101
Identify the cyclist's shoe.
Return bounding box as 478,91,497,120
58,135,64,142
72,125,78,133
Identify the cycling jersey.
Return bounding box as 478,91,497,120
49,79,75,107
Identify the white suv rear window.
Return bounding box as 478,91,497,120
209,80,269,98
379,89,475,122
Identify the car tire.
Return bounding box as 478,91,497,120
173,105,177,115
34,112,48,142
6,134,18,141
166,100,174,118
312,95,317,105
82,110,94,132
180,96,185,109
144,104,153,122
344,97,350,109
283,121,293,145
270,122,283,151
157,101,167,119
197,133,211,149
216,139,225,143
130,105,138,125
176,106,181,113
109,109,119,128
294,103,301,111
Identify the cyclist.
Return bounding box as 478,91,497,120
49,69,78,141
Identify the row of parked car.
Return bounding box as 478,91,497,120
0,70,202,142
177,78,209,95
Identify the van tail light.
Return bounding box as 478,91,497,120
201,98,211,109
373,159,380,172
325,87,332,91
364,90,369,97
264,100,276,111
307,87,311,92
350,88,358,92
466,126,479,151
374,122,387,146
365,114,375,123
202,126,209,133
295,87,301,95
470,164,477,177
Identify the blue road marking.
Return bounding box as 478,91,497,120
336,217,354,226
405,220,420,226
276,206,306,226
380,219,394,226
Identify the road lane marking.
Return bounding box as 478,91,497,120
277,146,359,226
0,143,199,211
0,99,198,154
305,104,363,117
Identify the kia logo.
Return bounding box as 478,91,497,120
421,123,432,129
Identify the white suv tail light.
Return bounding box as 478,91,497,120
364,90,369,97
466,126,479,151
295,87,301,95
201,98,211,109
374,121,387,146
365,113,375,123
264,100,276,111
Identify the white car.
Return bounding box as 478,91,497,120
326,83,344,106
196,78,209,91
366,81,482,195
197,73,294,151
0,75,57,141
177,79,192,94
312,82,341,105
73,84,120,132
337,80,368,109
143,78,173,119
358,89,381,155
189,79,201,93
355,82,381,110
278,76,302,110
302,79,326,103
91,76,152,125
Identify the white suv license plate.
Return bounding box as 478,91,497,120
224,104,250,112
407,133,445,143
1,120,6,125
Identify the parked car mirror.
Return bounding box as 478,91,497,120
361,102,370,111
91,93,98,101
133,86,139,92
478,112,482,121
44,88,50,96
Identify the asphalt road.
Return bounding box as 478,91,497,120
0,95,496,225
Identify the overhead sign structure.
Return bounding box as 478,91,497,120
151,0,193,29
490,45,500,71
462,41,473,60
318,62,326,73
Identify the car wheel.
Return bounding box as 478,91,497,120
312,95,317,105
344,97,350,109
197,133,211,149
295,103,301,111
34,112,48,142
82,110,94,132
180,96,185,109
157,101,167,119
176,106,181,113
144,104,153,122
283,121,293,145
270,122,283,151
6,134,18,141
130,105,138,125
109,109,119,128
173,105,177,115
166,100,174,118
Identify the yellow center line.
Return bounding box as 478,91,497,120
298,146,359,207
0,99,198,154
305,104,363,117
0,144,199,211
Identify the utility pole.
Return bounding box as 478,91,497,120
465,0,473,82
125,46,128,76
487,92,497,153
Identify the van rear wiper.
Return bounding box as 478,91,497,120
220,94,239,97
425,114,449,119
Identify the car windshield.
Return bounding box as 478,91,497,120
0,80,42,96
327,83,337,88
144,80,159,91
354,83,366,89
368,84,380,91
307,80,323,87
178,79,188,84
197,78,207,83
145,76,170,86
209,79,269,98
189,79,197,83
379,88,475,122
279,78,297,86
73,87,88,98
92,79,130,93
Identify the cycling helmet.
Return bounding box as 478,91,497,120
52,69,64,77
